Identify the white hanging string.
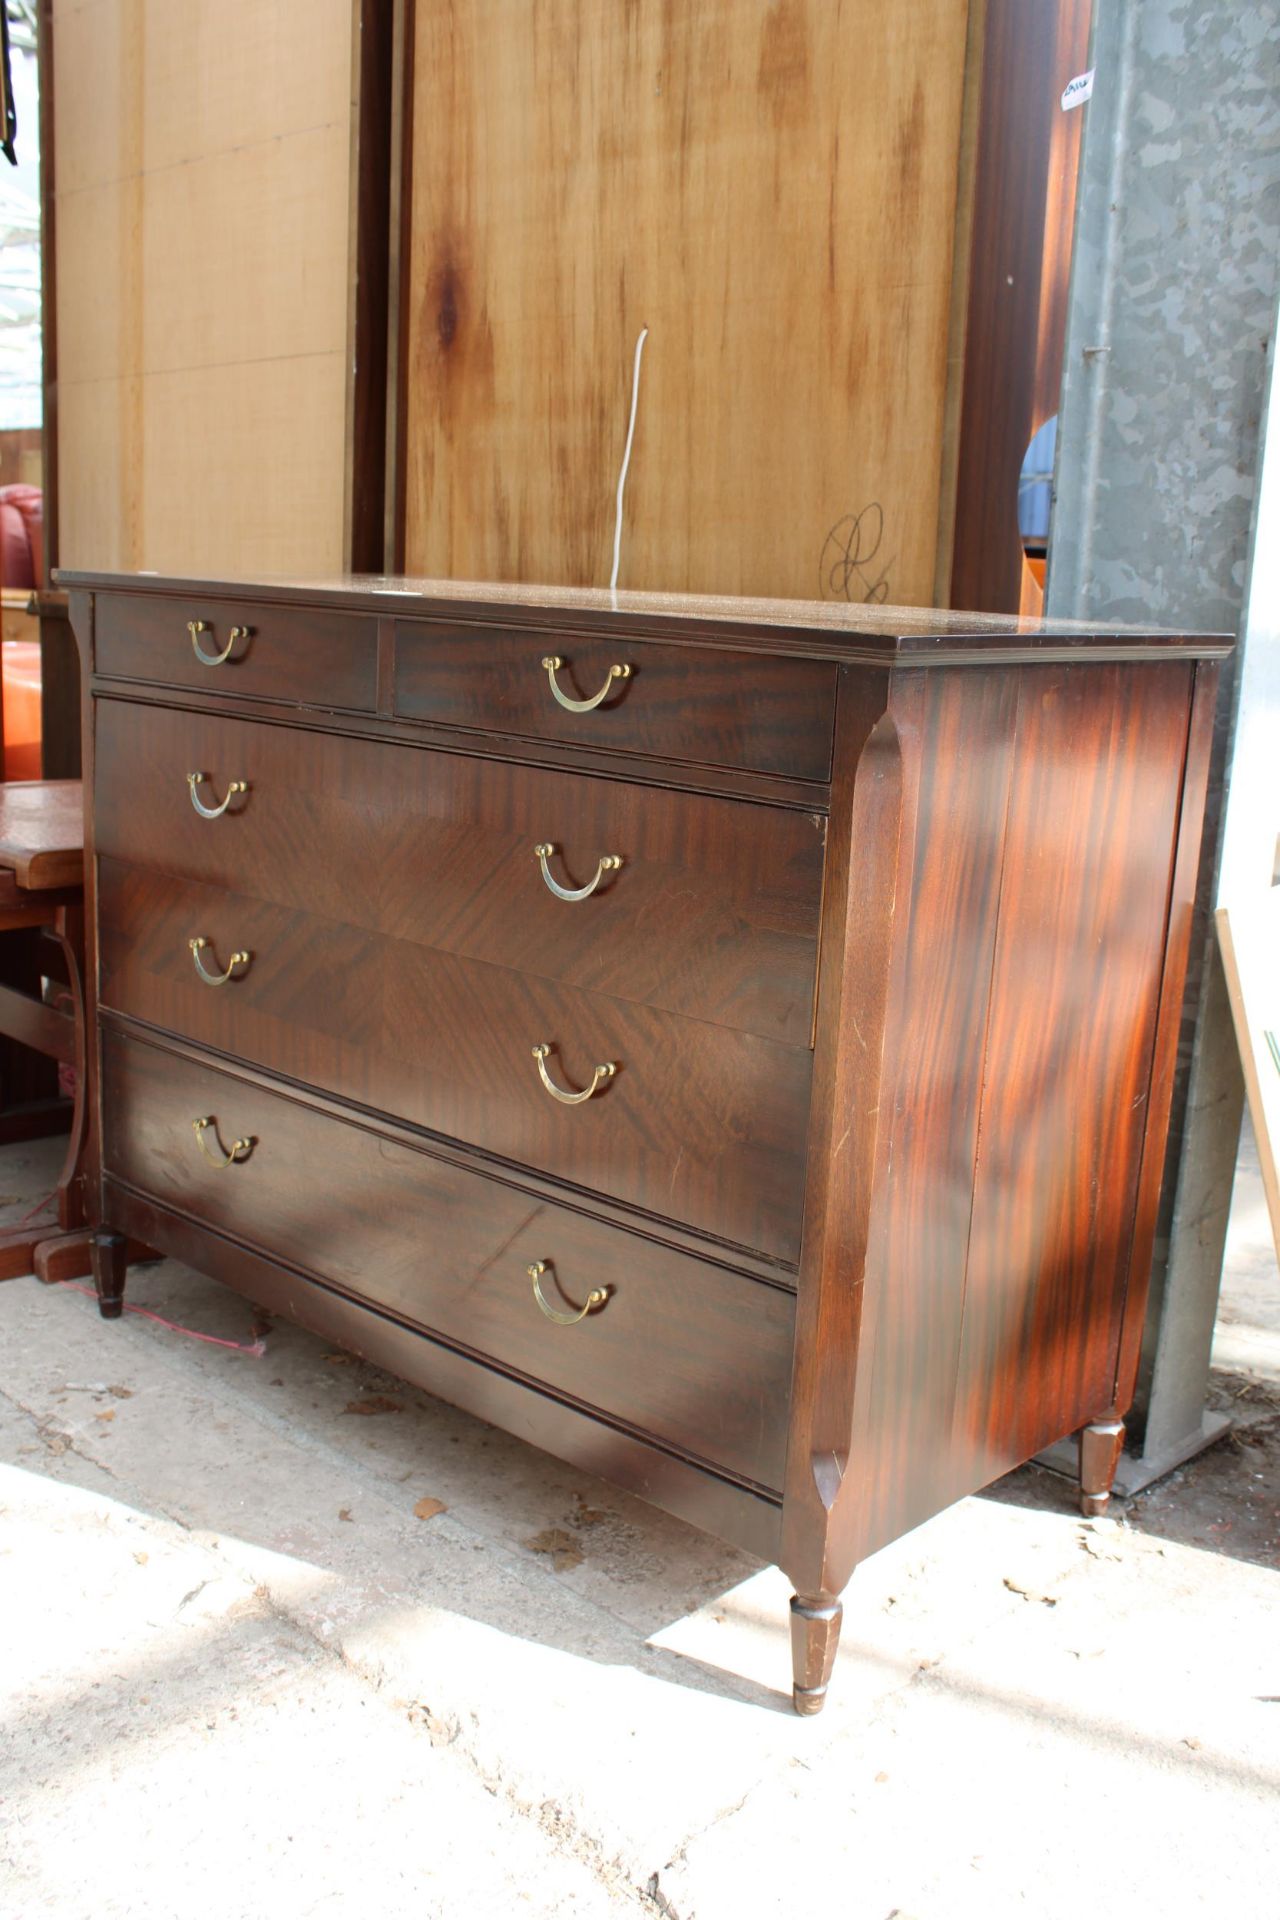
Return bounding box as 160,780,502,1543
610,326,649,596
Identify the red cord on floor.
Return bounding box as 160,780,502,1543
55,1281,267,1355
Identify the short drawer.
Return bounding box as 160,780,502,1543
94,700,824,1047
94,593,377,712
101,1029,795,1490
394,623,836,782
97,857,813,1264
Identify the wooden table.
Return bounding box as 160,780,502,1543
0,780,90,1280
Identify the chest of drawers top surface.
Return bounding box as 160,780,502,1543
62,568,1229,666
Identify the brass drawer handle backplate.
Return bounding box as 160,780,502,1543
531,1043,616,1105
187,770,248,819
527,1260,607,1325
533,842,623,901
188,619,250,666
192,1116,254,1168
541,654,632,712
189,936,251,986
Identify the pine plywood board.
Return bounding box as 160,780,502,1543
135,0,352,175
56,374,138,573
53,180,127,386
53,0,354,577
54,0,352,193
138,125,350,373
1217,892,1280,1262
49,0,128,196
140,357,348,575
404,0,973,603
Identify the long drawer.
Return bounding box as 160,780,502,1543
94,593,378,712
94,699,824,1047
100,1029,795,1490
97,858,813,1264
394,621,837,781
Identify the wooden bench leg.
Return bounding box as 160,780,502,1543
48,906,89,1234
33,1230,159,1286
0,1223,50,1281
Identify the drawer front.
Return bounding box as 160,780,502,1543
101,1029,795,1489
394,623,836,781
94,700,824,1047
94,593,377,712
98,859,812,1263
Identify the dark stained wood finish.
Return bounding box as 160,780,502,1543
94,680,829,814
0,786,91,1263
33,1230,92,1283
1110,662,1221,1418
394,622,838,780
952,663,1195,1489
0,1224,53,1281
102,1027,795,1490
91,1229,127,1318
61,567,1234,666
96,858,813,1263
949,0,1093,612
1079,1418,1126,1517
32,595,84,779
781,667,915,1602
344,0,394,574
94,594,378,712
66,573,1228,1713
103,1174,784,1563
789,1593,843,1716
850,666,1019,1563
93,700,824,1045
0,779,84,889
0,981,75,1064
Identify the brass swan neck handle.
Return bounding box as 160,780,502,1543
540,654,632,712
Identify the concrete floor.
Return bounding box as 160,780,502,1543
1,1128,1277,1919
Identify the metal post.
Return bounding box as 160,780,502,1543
1044,0,1280,1491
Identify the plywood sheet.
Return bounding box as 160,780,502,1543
404,0,972,603
53,0,353,576
140,357,348,575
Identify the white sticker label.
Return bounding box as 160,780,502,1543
1061,69,1095,111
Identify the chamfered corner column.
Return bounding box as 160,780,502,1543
789,1592,844,1716
1079,1416,1126,1517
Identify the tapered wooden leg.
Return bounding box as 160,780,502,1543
90,1230,127,1320
1079,1417,1125,1517
790,1592,843,1716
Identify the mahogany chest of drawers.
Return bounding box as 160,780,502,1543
62,572,1227,1713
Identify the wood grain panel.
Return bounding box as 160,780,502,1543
94,699,824,1045
104,1174,784,1561
94,599,378,712
953,664,1195,1483
138,359,348,578
139,126,350,373
102,1028,795,1490
1112,662,1218,1415
53,0,354,576
394,623,837,780
97,859,814,1262
402,0,972,603
840,665,1018,1566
